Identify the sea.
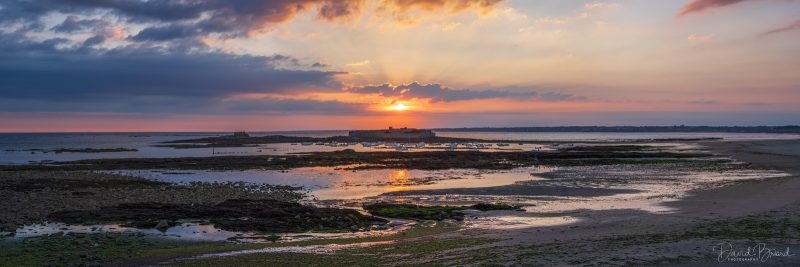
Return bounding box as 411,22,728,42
0,131,798,165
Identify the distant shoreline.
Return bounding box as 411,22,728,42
433,125,800,134
1,125,800,134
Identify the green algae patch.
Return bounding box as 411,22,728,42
364,202,523,221
0,219,463,266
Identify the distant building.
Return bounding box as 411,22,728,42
232,131,250,138
349,127,435,140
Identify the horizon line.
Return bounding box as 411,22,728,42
1,125,799,134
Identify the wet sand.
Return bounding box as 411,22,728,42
464,139,800,265
147,139,800,266
672,140,800,218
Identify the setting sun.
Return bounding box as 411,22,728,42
390,102,410,111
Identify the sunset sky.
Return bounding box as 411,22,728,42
1,0,799,132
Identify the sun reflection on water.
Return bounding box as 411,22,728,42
388,169,411,191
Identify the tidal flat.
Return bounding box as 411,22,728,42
0,145,711,171
1,139,799,266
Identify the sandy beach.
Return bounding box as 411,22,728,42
441,139,800,266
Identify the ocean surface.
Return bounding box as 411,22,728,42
0,131,798,164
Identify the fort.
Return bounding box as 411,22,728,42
348,127,436,140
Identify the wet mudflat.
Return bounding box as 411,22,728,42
0,171,328,234
0,146,710,171
48,199,387,233
102,167,550,200
1,140,798,266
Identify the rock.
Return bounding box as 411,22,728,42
154,220,170,232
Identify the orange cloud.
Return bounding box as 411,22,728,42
318,0,367,21
382,0,503,12
60,0,505,42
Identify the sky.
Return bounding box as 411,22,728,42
0,0,798,132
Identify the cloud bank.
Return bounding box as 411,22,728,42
1,0,505,44
0,26,356,115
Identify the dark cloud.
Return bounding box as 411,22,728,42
49,15,125,49
0,95,365,115
678,0,752,16
350,82,583,102
0,31,70,53
0,0,206,25
0,51,358,115
51,15,110,33
81,34,107,47
0,50,342,100
319,0,365,21
129,25,200,42
311,62,330,68
2,0,505,42
0,30,346,115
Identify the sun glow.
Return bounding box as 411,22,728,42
389,102,410,111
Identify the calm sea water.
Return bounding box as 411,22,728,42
0,131,797,164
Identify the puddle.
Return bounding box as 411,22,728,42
102,166,552,200
465,215,580,230
13,222,234,241
185,240,395,260
11,218,414,243
364,164,790,216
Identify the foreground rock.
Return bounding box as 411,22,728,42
0,171,304,232
157,134,491,148
364,202,522,221
49,199,387,233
